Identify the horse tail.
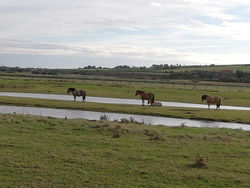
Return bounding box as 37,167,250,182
152,94,155,103
217,97,222,108
83,91,86,101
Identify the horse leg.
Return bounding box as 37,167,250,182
74,96,76,102
142,99,144,106
148,99,151,105
208,104,210,110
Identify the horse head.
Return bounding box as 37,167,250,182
201,94,209,102
67,88,76,93
135,90,144,96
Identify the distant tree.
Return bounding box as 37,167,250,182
114,65,131,69
235,70,244,79
84,65,96,69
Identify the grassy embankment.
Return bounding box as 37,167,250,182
1,96,250,124
1,76,250,106
0,114,249,187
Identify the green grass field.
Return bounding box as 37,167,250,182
0,114,249,187
1,72,250,187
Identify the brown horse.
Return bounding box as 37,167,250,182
201,94,222,111
67,88,86,102
135,90,154,106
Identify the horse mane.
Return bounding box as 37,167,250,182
67,88,76,93
136,90,145,93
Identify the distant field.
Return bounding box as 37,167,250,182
0,114,249,187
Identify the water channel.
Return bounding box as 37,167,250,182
0,105,249,131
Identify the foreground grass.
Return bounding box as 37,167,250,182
1,96,250,124
1,76,250,106
0,114,249,187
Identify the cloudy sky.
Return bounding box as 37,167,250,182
1,0,250,68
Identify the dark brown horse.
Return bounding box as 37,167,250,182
135,90,154,106
67,88,86,102
202,94,222,111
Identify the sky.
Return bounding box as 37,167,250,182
1,0,250,68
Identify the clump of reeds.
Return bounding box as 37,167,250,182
113,125,122,138
120,116,137,124
100,114,109,121
144,129,163,140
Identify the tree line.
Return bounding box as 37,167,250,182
1,65,250,83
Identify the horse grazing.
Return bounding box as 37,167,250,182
67,88,86,102
201,94,222,111
135,90,154,106
151,101,162,107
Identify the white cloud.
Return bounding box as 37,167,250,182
1,39,249,66
150,2,162,7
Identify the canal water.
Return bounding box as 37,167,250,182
0,105,249,131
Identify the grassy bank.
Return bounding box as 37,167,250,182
0,114,249,187
0,96,250,124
